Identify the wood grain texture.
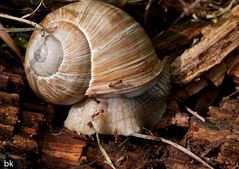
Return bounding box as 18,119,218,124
171,15,239,85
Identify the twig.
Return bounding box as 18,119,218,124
0,23,23,62
144,0,152,24
206,0,238,19
131,133,214,169
0,27,36,32
184,106,205,122
96,133,116,169
0,13,43,30
21,0,44,19
175,97,206,122
222,86,239,101
170,0,203,27
73,136,129,169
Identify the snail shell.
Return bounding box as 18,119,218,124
64,67,171,136
24,0,163,105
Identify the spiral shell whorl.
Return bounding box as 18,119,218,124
25,0,163,104
30,35,63,77
25,20,91,104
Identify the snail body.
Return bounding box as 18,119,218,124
24,0,171,136
64,68,170,136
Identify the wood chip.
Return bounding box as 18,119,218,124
171,16,239,85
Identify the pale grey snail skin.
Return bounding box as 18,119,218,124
64,67,171,136
24,0,171,136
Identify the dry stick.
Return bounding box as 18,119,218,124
206,0,238,19
0,23,23,61
0,27,36,33
175,97,206,122
21,0,44,19
131,133,214,169
170,0,203,27
96,133,116,169
184,106,205,122
0,13,43,63
0,13,43,30
144,0,152,24
74,137,130,169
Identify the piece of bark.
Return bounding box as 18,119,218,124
215,140,239,168
156,111,190,130
0,65,24,89
0,91,19,106
17,110,46,139
0,63,24,75
195,85,221,113
171,8,239,85
219,99,239,112
0,153,31,169
229,62,239,84
22,111,45,130
0,74,9,89
226,49,239,85
0,106,19,125
153,20,207,60
175,99,239,169
156,99,190,129
0,65,5,72
226,50,239,75
164,157,208,169
175,78,208,99
87,143,158,169
0,135,38,152
204,62,227,86
11,135,38,152
1,72,24,90
0,123,14,137
40,130,87,168
19,127,38,139
23,102,54,114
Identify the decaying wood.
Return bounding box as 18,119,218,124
156,98,190,129
12,135,38,152
171,5,239,85
20,127,38,138
175,79,208,99
204,62,227,86
195,85,221,113
174,49,239,100
87,140,162,169
0,74,9,89
0,106,19,125
23,102,54,114
22,111,45,130
153,20,207,61
1,72,24,90
0,91,19,106
19,110,46,139
164,99,239,169
0,61,46,168
0,64,24,90
226,50,239,84
0,2,238,169
0,152,31,169
0,123,14,137
39,130,87,169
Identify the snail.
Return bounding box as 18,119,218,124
24,0,171,136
